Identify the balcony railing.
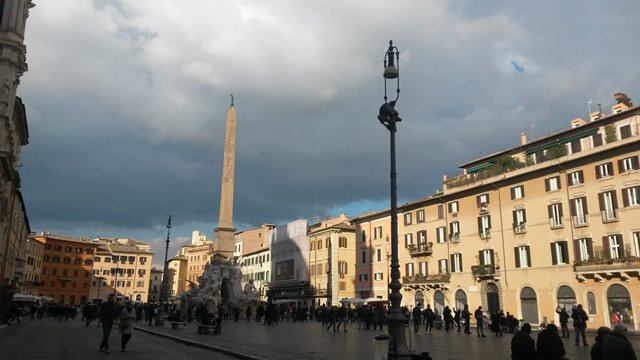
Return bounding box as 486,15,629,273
573,257,640,272
601,209,619,223
572,215,589,227
479,228,491,240
549,218,564,229
408,242,433,257
449,233,460,243
402,273,451,285
513,222,526,234
471,264,495,277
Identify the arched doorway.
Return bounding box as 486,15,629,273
434,290,445,315
59,295,65,304
520,287,539,324
486,283,500,314
69,295,76,305
556,285,577,311
136,294,142,301
80,296,87,304
414,290,425,308
607,284,635,329
455,289,467,310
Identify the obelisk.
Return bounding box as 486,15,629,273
213,96,237,257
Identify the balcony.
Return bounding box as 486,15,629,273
449,233,460,243
479,228,491,240
408,242,433,257
601,209,619,223
574,257,640,282
402,273,450,290
471,264,496,279
513,222,526,234
572,215,589,228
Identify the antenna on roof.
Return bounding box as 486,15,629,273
588,100,593,119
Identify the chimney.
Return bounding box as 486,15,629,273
589,111,602,122
521,132,527,145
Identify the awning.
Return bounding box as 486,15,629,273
467,162,495,173
526,129,598,155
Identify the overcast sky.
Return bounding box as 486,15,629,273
19,0,640,265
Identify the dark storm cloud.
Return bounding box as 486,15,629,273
18,0,640,258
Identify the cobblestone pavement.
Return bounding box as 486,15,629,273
0,317,238,360
3,317,639,360
135,319,640,360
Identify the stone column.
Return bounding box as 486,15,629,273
213,103,237,256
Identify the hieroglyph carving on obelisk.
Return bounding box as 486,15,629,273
213,96,237,256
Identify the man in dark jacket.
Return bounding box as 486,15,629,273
536,323,566,360
555,306,570,338
99,294,118,353
462,304,471,334
572,304,589,346
475,306,486,337
423,304,434,334
511,323,535,360
590,326,611,360
412,305,422,333
602,325,637,360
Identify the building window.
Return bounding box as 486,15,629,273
619,156,639,173
599,190,619,222
43,255,50,261
53,245,62,251
94,256,101,263
373,272,383,281
476,194,490,205
317,240,323,250
551,241,569,265
510,185,525,200
359,273,369,281
361,251,367,264
618,124,632,139
436,227,446,244
604,235,624,259
404,233,414,248
574,238,593,262
587,292,597,315
448,201,459,214
338,261,347,276
437,204,444,219
404,212,412,225
545,176,561,192
85,259,93,265
374,226,383,240
361,230,367,242
65,246,72,253
513,209,527,233
632,232,640,257
63,257,71,264
623,186,640,207
478,215,491,239
405,263,415,277
570,197,589,227
548,203,564,228
479,249,494,266
596,162,613,179
417,230,427,244
417,209,425,223
418,261,427,275
339,237,348,248
376,248,382,262
310,241,315,251
568,170,584,186
451,253,463,273
449,222,460,243
515,246,531,268
438,259,448,274
570,139,582,153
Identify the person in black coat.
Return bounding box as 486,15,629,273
602,325,637,360
536,323,566,360
590,326,611,360
511,323,535,360
462,304,471,334
555,306,570,338
99,294,118,353
412,305,422,333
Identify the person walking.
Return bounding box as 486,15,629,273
336,304,348,333
511,323,535,360
412,305,422,333
462,304,471,334
423,304,434,334
454,307,461,332
99,294,118,353
326,305,337,332
245,305,253,322
555,305,570,338
572,304,589,346
475,306,486,337
602,325,637,360
119,301,135,352
443,306,453,332
536,323,566,360
491,310,503,337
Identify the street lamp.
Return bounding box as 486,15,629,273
378,40,411,358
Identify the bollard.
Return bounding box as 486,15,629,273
374,334,391,360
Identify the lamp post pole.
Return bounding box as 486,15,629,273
378,40,411,358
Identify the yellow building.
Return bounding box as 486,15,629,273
354,93,640,330
167,256,188,296
90,238,153,302
308,214,356,306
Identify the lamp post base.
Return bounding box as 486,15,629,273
387,315,414,359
